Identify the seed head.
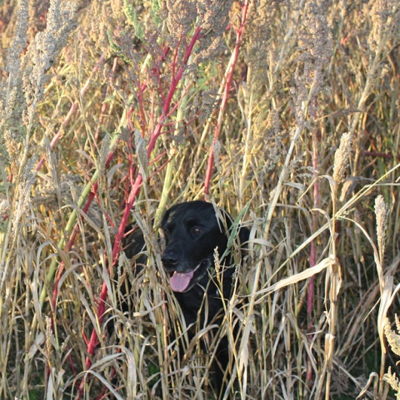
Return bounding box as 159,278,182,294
375,194,388,263
333,132,353,184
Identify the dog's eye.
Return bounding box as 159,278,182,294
192,226,203,235
163,227,171,236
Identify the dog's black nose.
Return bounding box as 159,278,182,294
161,250,179,269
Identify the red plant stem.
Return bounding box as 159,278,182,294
306,131,320,388
35,52,106,172
77,27,202,390
116,28,201,268
362,151,400,160
308,133,319,317
204,0,249,196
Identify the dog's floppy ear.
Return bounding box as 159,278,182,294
219,206,249,247
160,207,170,228
215,207,248,241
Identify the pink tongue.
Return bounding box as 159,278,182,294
170,271,194,292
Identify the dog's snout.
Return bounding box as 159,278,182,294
161,250,179,269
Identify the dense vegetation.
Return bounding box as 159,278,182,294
1,0,400,399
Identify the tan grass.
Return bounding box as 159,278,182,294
0,0,400,399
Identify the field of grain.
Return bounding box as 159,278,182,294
1,0,400,399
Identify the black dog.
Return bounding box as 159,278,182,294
122,201,249,396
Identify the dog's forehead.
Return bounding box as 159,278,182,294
165,203,217,225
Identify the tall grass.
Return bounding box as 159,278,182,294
1,0,400,399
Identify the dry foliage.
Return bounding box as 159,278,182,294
1,0,400,399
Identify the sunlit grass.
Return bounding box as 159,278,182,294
0,0,400,399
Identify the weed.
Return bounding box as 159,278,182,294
0,0,400,399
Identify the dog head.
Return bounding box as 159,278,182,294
160,201,248,293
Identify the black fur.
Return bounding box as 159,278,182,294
122,201,249,396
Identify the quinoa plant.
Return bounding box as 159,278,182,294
0,0,400,399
